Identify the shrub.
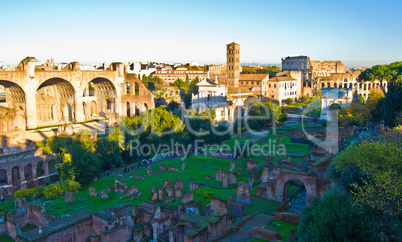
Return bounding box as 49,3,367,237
14,186,44,198
14,180,80,200
284,98,294,105
43,180,81,200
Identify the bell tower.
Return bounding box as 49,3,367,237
226,42,240,87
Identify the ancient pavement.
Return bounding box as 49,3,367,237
220,213,273,242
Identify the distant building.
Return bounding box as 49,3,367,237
154,85,182,106
268,72,299,102
188,61,200,67
151,68,207,86
209,64,226,75
191,42,254,123
239,74,269,97
282,55,387,100
320,88,357,120
126,62,157,77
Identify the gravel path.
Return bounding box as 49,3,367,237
220,213,273,242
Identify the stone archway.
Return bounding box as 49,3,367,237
48,160,57,174
175,222,196,242
35,78,75,125
89,101,97,117
0,80,26,111
126,102,131,117
11,166,20,184
24,164,32,180
82,102,86,116
267,170,317,206
0,80,26,131
36,161,44,177
0,169,6,185
86,78,117,118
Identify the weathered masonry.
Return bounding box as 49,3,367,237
0,154,57,196
0,57,155,129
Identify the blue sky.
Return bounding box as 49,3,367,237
1,0,401,68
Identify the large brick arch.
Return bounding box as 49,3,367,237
35,78,76,124
267,170,317,206
0,57,155,129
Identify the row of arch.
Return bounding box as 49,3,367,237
0,75,151,128
304,81,386,90
0,160,56,186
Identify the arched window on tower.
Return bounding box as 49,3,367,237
135,83,139,95
0,85,5,102
126,83,130,94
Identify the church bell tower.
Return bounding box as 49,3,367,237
226,42,240,87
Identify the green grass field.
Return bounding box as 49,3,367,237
37,154,281,217
253,134,311,155
267,220,298,241
0,133,312,226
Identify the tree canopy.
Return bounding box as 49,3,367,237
359,62,402,127
328,129,402,240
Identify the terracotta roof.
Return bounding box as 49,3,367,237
209,74,226,85
240,74,269,81
197,79,218,86
269,76,296,82
227,86,253,95
226,42,240,46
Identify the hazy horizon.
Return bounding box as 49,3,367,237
1,0,401,69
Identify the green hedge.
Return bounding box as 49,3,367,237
14,180,81,200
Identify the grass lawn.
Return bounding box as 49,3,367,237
0,199,17,214
206,135,252,152
253,134,311,155
0,235,14,242
286,96,320,108
42,155,280,217
248,238,268,242
267,220,298,241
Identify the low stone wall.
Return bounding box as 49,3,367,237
274,212,302,224
0,221,7,235
249,227,281,241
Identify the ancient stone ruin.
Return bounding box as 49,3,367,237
237,182,252,205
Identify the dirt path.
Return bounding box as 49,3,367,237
220,213,273,242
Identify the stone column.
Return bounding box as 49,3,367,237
44,162,49,177
32,164,37,179
25,89,38,129
115,81,122,117
75,89,85,123
19,166,25,183
6,167,12,185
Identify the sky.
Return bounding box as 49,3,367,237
1,0,401,68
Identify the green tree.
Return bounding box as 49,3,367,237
338,103,371,126
298,187,374,241
173,78,187,90
383,75,402,127
329,130,402,240
199,108,216,122
246,101,286,131
191,76,200,85
284,98,293,105
95,137,123,170
300,95,308,103
366,90,384,122
359,62,402,127
185,74,190,85
167,101,180,112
